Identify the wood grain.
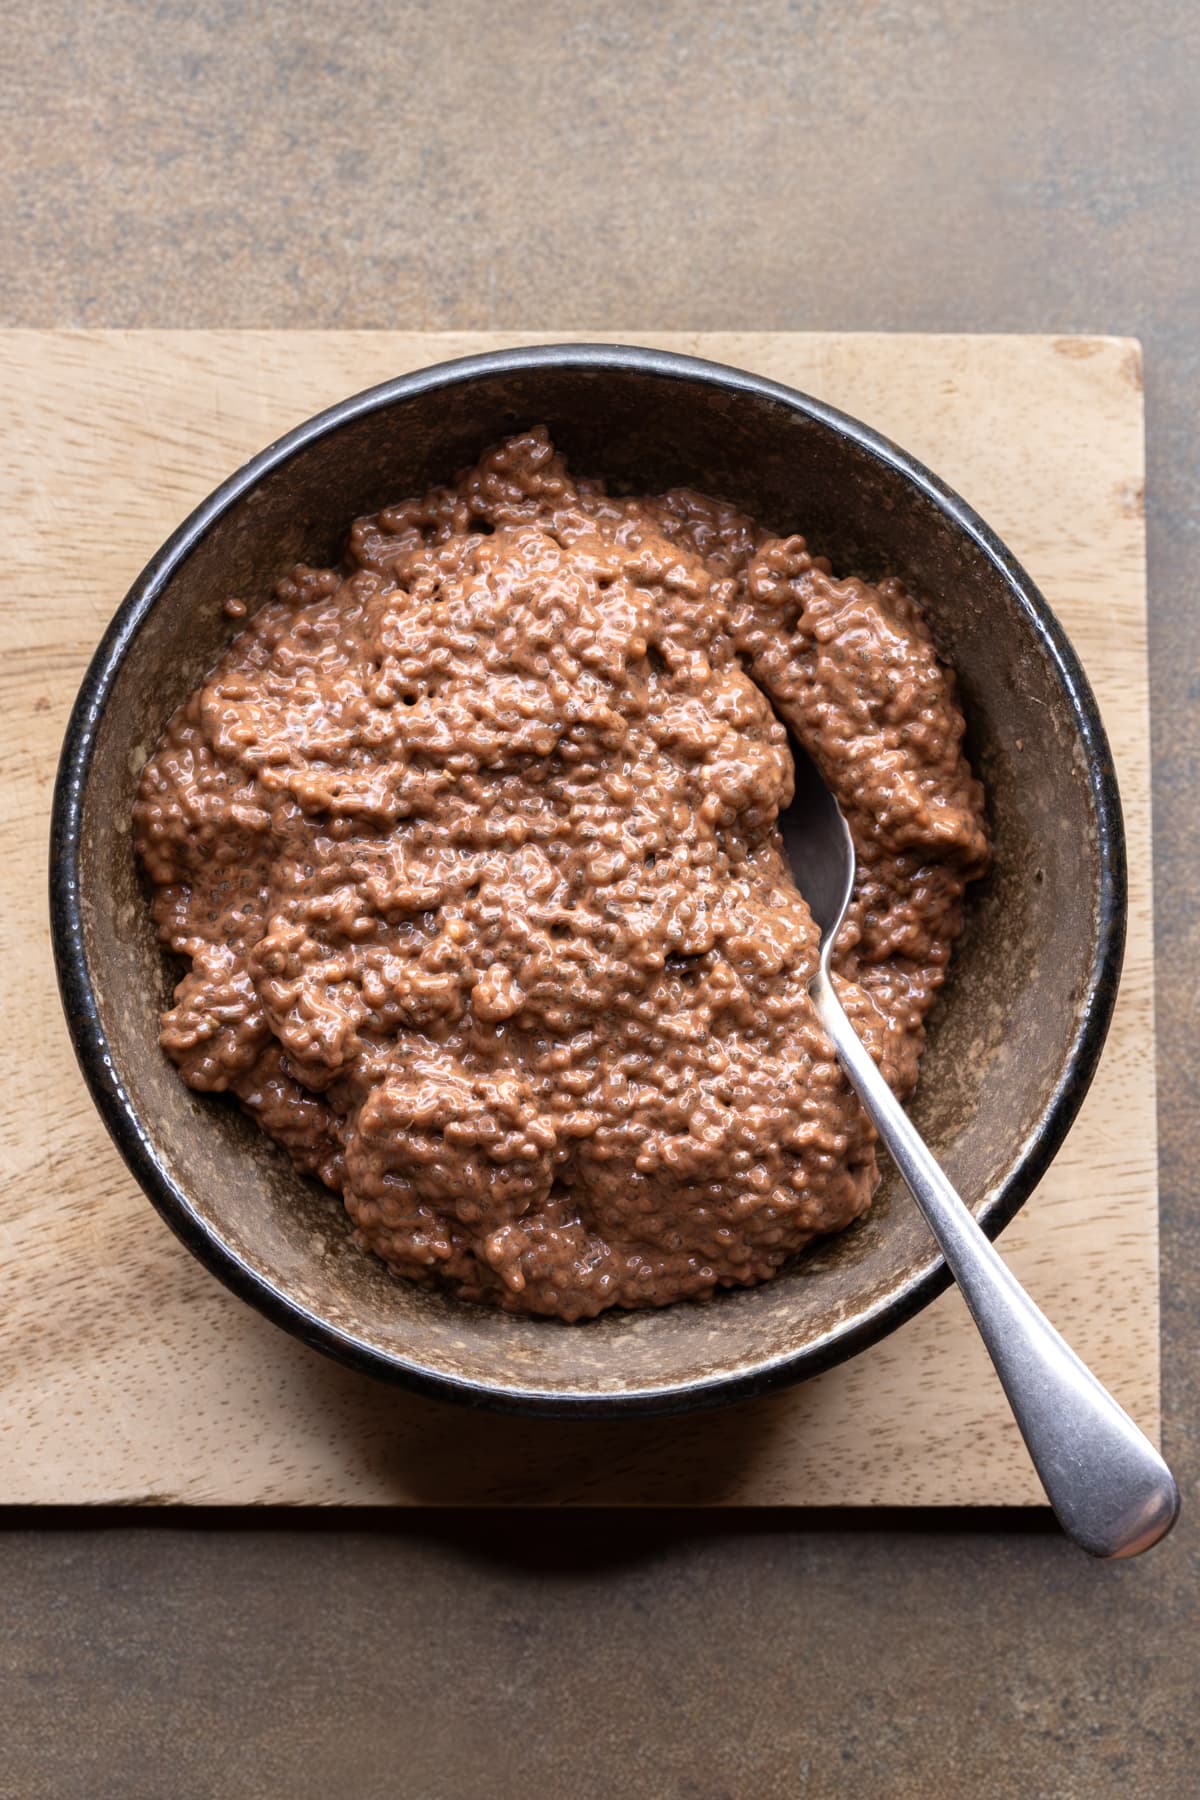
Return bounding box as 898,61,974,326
0,331,1155,1506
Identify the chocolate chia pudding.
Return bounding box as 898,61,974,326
133,429,989,1321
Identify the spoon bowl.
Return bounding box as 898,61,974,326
778,741,857,944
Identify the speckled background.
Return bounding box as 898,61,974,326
2,2,1196,1796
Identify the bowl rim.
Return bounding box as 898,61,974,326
49,341,1127,1417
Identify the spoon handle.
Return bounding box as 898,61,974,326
811,967,1178,1559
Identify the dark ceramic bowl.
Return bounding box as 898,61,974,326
51,344,1124,1415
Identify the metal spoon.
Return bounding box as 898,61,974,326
780,749,1179,1559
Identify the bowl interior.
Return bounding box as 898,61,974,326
68,353,1116,1407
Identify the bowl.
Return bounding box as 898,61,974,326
50,344,1125,1415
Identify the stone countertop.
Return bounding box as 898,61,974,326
2,3,1196,1796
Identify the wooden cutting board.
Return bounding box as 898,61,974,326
0,331,1155,1506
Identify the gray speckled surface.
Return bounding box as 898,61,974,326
2,1,1196,1795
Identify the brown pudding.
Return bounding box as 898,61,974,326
134,429,988,1320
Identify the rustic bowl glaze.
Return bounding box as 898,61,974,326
51,345,1125,1415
